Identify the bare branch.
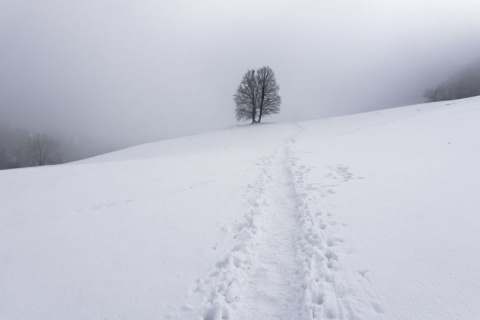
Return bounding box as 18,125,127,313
233,66,281,123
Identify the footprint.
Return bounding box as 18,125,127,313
358,269,369,278
372,302,384,313
313,292,324,305
326,238,337,247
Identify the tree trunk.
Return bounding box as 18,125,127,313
251,99,256,123
257,84,266,123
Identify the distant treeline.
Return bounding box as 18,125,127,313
0,122,62,169
424,60,480,102
1,122,129,170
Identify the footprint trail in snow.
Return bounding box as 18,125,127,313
170,124,385,320
234,146,303,320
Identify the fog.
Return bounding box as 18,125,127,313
1,0,480,152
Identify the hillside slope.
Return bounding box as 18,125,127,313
1,97,479,320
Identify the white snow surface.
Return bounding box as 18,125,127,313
1,97,480,320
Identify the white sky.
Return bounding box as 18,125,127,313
1,0,480,146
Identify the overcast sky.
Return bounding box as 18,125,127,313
1,0,480,147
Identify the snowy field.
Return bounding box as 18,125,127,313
1,97,479,320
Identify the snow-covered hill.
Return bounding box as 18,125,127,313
1,97,480,320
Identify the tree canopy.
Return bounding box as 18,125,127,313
234,66,281,123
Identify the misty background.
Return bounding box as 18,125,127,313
1,0,480,162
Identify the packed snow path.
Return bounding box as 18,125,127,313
172,126,385,320
175,140,308,320
233,145,303,320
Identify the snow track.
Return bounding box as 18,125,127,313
233,145,303,320
171,125,384,320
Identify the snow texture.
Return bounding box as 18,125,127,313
1,97,480,320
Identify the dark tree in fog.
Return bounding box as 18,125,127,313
424,59,480,102
234,69,259,123
255,66,281,123
0,122,30,169
234,66,281,123
0,146,8,169
27,133,62,166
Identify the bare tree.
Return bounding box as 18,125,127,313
234,66,281,123
256,66,281,123
0,122,30,169
234,69,259,123
27,133,62,166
